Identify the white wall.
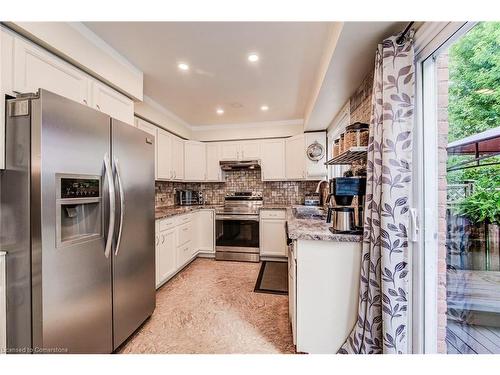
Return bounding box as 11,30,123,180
134,96,192,139
191,119,303,141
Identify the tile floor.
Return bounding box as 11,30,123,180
118,258,295,354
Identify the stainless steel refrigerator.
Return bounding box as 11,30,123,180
0,89,156,353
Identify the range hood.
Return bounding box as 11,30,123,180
219,160,261,171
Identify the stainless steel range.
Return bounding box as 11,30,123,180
215,192,263,262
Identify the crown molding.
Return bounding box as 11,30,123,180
191,119,303,132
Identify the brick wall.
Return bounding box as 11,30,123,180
155,170,320,208
436,53,449,354
350,70,374,124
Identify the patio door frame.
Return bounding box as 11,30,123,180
411,21,477,354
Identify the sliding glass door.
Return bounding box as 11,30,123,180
418,22,500,354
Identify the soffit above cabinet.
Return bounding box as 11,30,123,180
5,22,144,101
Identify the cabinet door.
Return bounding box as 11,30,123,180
261,139,286,180
155,223,160,288
220,142,239,160
1,28,15,170
13,37,90,106
171,136,185,180
285,134,305,180
240,141,260,160
260,219,287,257
206,143,222,181
176,241,193,268
184,141,206,181
158,229,176,284
135,117,158,179
304,132,327,179
157,129,172,180
197,210,214,253
91,80,134,125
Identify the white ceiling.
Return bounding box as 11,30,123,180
84,22,333,126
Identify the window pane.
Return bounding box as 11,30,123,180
435,22,500,354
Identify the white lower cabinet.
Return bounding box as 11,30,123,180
155,210,214,289
0,251,6,353
157,228,177,284
288,243,297,346
195,210,215,253
260,210,287,258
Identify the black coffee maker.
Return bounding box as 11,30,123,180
326,177,366,234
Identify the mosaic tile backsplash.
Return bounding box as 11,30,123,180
155,169,321,207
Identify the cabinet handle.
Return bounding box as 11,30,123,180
161,234,165,244
96,104,101,111
83,99,88,105
155,236,159,246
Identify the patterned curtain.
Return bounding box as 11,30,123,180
338,33,415,354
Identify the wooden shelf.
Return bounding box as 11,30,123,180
325,147,367,165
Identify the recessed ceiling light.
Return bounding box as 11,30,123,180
216,108,224,115
247,53,259,63
178,63,189,71
260,105,269,111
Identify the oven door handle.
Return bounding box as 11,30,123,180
216,215,260,221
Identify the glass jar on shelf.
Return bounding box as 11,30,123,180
344,122,370,149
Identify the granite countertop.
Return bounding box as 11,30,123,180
285,206,363,242
155,205,222,220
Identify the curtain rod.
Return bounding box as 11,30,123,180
396,22,415,45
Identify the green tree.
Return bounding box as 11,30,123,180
448,22,500,142
447,22,500,188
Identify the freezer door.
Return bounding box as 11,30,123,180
111,119,155,350
36,90,113,353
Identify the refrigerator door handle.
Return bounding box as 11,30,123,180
114,157,125,256
104,153,116,258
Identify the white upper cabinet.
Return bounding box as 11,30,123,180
239,141,260,160
304,132,327,179
13,37,90,105
219,140,260,161
285,134,306,180
220,142,239,160
206,143,223,182
171,135,185,181
91,80,134,125
261,139,286,181
184,141,206,181
135,117,158,179
157,128,172,180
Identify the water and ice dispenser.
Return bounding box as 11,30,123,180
56,175,102,247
